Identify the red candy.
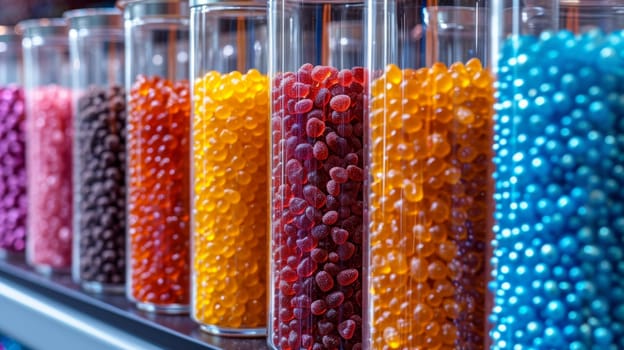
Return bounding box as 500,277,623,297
295,99,314,113
338,320,356,339
311,248,329,263
311,65,333,82
337,269,358,286
352,67,367,84
329,95,351,112
337,70,353,87
346,165,363,182
331,228,349,245
314,88,331,107
329,167,349,183
292,82,310,98
313,141,329,160
321,211,338,225
271,64,366,350
306,118,325,138
325,291,345,308
311,299,328,315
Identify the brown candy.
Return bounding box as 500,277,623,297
75,85,127,288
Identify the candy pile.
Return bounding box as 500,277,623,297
0,87,26,253
75,85,127,288
368,59,494,349
127,75,191,309
271,64,366,350
491,30,624,349
192,69,268,329
26,85,73,270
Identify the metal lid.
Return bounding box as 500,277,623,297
117,0,190,18
190,0,266,7
63,8,122,29
0,26,20,42
16,18,68,37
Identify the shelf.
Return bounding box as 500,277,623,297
0,255,269,350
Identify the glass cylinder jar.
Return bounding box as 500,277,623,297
489,1,624,349
18,19,73,274
0,26,26,258
365,2,494,349
190,0,268,336
269,1,366,349
119,0,191,314
66,8,126,293
0,27,22,85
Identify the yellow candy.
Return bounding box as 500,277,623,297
192,69,269,329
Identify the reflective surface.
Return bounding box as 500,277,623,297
0,255,269,350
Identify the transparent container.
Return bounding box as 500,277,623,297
66,8,126,294
0,26,26,258
119,0,191,314
190,0,268,336
365,2,494,349
489,1,624,349
18,19,73,274
0,27,21,85
268,1,366,349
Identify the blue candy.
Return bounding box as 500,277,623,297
492,29,624,349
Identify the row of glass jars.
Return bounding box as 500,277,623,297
0,0,622,348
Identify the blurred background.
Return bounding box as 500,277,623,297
0,0,116,25
0,1,115,349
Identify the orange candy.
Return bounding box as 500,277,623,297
369,60,494,349
127,75,191,308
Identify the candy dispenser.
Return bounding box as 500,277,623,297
0,26,26,257
119,0,190,313
190,0,268,336
490,1,624,349
269,1,366,349
366,2,494,349
66,8,126,293
18,19,73,273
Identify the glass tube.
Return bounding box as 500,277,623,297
366,1,494,349
18,18,73,274
119,0,191,314
0,26,26,258
268,0,366,349
489,0,624,348
66,8,127,294
190,0,269,337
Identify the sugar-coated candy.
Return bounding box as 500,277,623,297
271,64,365,350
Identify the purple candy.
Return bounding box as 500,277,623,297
0,86,27,253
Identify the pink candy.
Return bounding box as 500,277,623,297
25,85,73,270
0,86,27,253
